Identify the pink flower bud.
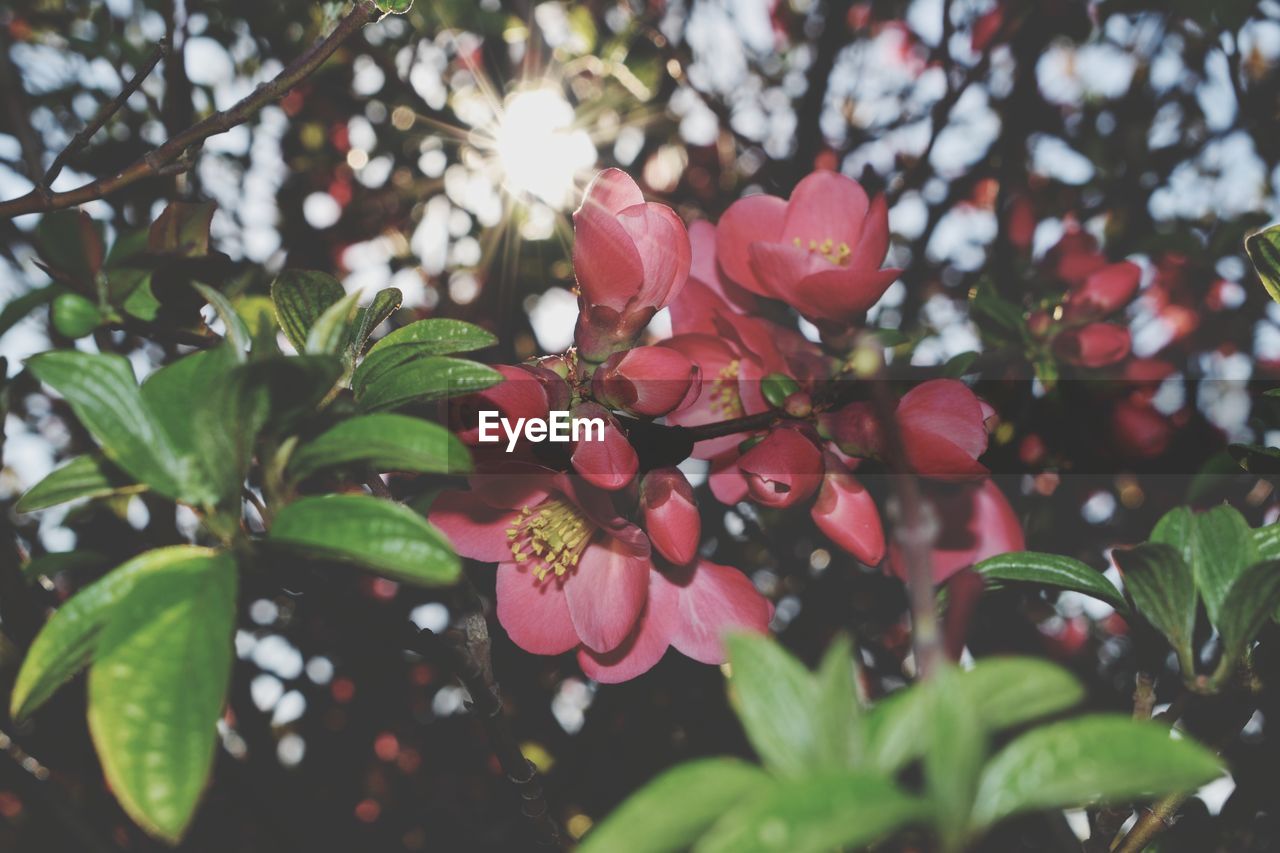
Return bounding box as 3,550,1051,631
810,453,885,565
592,346,702,417
897,379,990,482
821,401,885,459
640,468,701,565
569,401,639,491
573,169,692,362
1053,322,1131,367
1063,260,1140,322
736,426,823,508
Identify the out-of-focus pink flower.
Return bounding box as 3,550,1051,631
971,4,1004,52
887,480,1024,584
1111,398,1173,459
450,365,553,446
1122,358,1176,406
1047,226,1106,285
579,559,772,683
716,170,900,328
1006,193,1036,252
669,220,759,336
640,468,700,565
430,465,651,654
737,427,824,508
1063,261,1141,322
573,169,691,361
897,379,991,482
592,346,701,417
810,452,885,564
1054,322,1131,367
568,402,639,491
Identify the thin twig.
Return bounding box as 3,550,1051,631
0,27,44,184
42,40,169,189
409,616,565,849
0,0,383,218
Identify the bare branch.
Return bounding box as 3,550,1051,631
0,0,383,219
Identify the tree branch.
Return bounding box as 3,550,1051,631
0,0,383,219
42,40,169,189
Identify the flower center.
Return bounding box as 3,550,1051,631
792,236,852,266
506,498,593,581
710,359,745,418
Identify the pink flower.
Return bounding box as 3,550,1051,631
1063,260,1140,322
736,427,825,509
1054,322,1131,367
897,379,991,482
573,169,691,361
568,402,639,491
669,220,760,336
450,365,552,447
1110,398,1173,460
660,333,770,459
592,346,701,418
430,465,651,654
1047,226,1107,285
810,452,885,565
580,559,773,683
716,170,900,328
640,468,701,565
887,480,1024,584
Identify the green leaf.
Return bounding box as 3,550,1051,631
943,351,980,378
22,550,111,583
694,772,926,853
0,286,59,340
10,546,223,722
35,210,104,289
761,373,801,409
346,287,402,360
974,551,1127,612
88,550,236,843
1255,522,1280,560
865,658,1083,773
353,318,497,393
1113,543,1197,672
355,356,502,413
924,668,986,848
287,413,471,482
27,351,186,501
970,715,1223,829
724,633,820,778
578,759,772,853
1216,560,1280,672
16,454,143,512
191,283,251,358
376,0,413,12
271,270,345,353
1246,224,1280,305
305,289,361,356
970,280,1024,334
813,636,861,770
148,202,216,258
1151,506,1258,624
270,494,460,586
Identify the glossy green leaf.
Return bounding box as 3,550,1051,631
1216,560,1280,671
88,550,236,843
695,772,926,853
1113,543,1197,672
1246,224,1280,305
346,287,402,360
865,657,1083,773
970,715,1223,829
270,494,460,586
305,289,361,356
1190,505,1259,625
191,283,251,358
16,454,143,513
974,551,1127,612
353,318,497,394
287,413,471,482
355,356,502,413
10,546,223,722
1256,522,1280,560
271,270,345,353
724,633,820,778
27,351,186,501
579,759,772,853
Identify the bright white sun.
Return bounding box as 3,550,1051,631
492,88,597,210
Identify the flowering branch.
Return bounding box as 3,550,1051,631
0,0,383,219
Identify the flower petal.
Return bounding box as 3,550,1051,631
564,539,651,653
429,491,522,563
578,570,676,683
496,562,580,655
665,560,773,664
716,193,787,296
781,170,870,249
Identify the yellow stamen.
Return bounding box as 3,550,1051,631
506,498,594,581
710,359,745,418
793,235,852,266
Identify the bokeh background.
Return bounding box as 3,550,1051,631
3,0,1280,850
